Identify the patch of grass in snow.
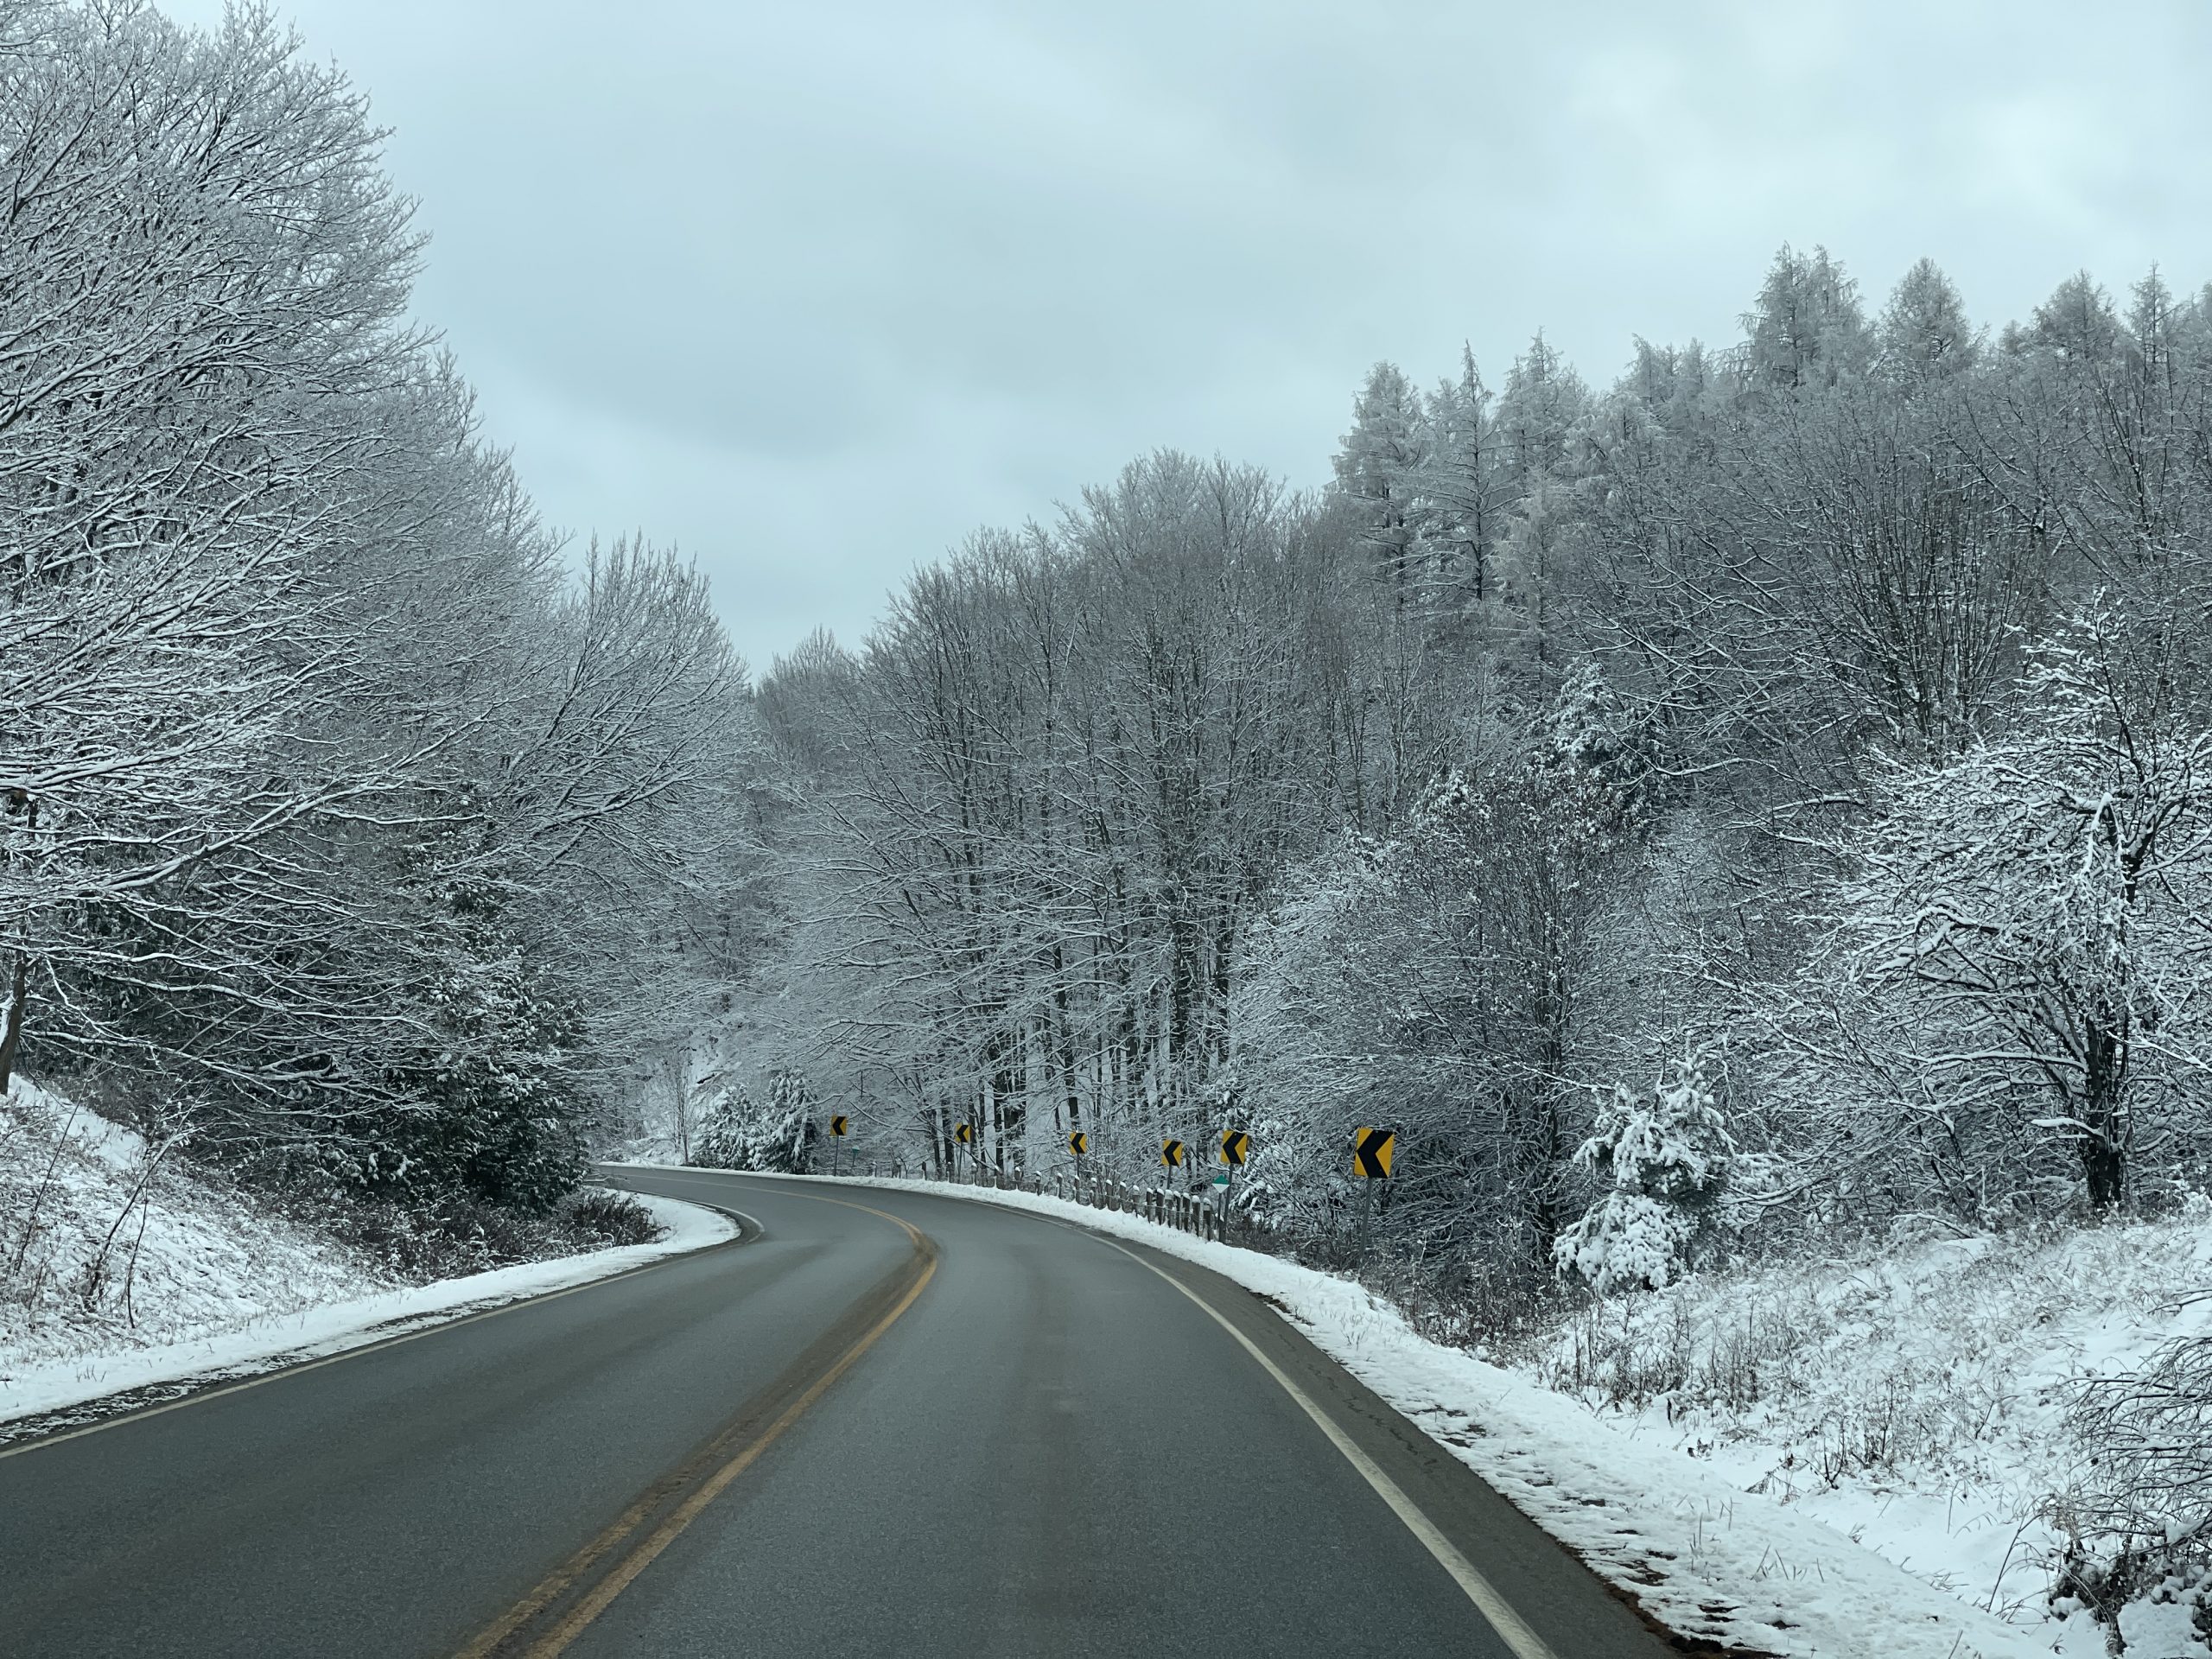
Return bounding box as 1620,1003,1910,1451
1520,1203,2212,1648
1539,1211,2212,1485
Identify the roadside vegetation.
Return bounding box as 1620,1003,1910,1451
0,1,753,1299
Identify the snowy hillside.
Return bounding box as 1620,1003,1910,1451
0,1079,694,1430
1527,1210,2212,1656
0,1081,397,1382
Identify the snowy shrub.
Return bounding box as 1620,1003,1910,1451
690,1085,756,1169
690,1071,817,1173
559,1190,664,1249
1554,1047,1734,1294
2061,1332,2212,1625
303,1181,664,1281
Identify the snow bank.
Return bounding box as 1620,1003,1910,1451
1,1084,740,1440
1525,1205,2212,1658
651,1166,2044,1657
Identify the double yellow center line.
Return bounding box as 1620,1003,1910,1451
465,1179,1554,1659
456,1192,936,1659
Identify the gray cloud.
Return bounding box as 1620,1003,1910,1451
160,0,2212,671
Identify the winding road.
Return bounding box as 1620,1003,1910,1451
0,1170,1677,1656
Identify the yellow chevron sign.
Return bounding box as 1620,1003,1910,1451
1160,1139,1185,1167
1219,1130,1249,1166
1352,1127,1395,1179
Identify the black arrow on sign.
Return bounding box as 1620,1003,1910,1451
1353,1127,1395,1179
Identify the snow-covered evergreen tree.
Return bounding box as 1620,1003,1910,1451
1332,361,1430,601
1878,257,1980,381
1743,243,1870,391
1417,346,1505,605
690,1071,817,1173
1554,1049,1735,1294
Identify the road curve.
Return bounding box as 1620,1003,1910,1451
0,1170,1677,1657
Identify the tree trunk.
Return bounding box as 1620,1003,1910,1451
0,954,28,1094
2080,1014,2129,1211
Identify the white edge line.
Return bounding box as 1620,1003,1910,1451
0,1202,761,1464
1077,1224,1560,1659
617,1168,1560,1656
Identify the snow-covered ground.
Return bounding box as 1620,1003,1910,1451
0,1083,738,1440
659,1165,2179,1657
2,1080,396,1379
1526,1205,2212,1658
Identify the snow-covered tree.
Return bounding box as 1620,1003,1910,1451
1233,732,1632,1274
0,3,760,1215
690,1072,817,1174
1333,361,1430,601
1744,243,1870,391
1824,611,2212,1211
1417,347,1509,605
1878,257,1980,382
1493,333,1589,494
1554,1048,1735,1294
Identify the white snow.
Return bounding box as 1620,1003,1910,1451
1,1084,739,1438
3,1080,395,1378
1522,1205,2212,1658
639,1164,2056,1657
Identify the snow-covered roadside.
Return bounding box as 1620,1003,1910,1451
2,1079,397,1377
0,1189,736,1442
638,1164,2043,1658
1,1080,744,1442
1524,1210,2212,1659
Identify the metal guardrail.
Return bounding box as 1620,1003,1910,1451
947,1161,1273,1249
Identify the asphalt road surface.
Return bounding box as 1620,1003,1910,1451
0,1170,1681,1657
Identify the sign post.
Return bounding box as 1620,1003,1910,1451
1217,1129,1249,1225
829,1113,848,1177
1351,1126,1395,1263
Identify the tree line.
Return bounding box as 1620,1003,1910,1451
737,244,2212,1311
1,3,755,1214
16,3,2212,1314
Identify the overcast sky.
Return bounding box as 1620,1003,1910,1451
162,0,2212,674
